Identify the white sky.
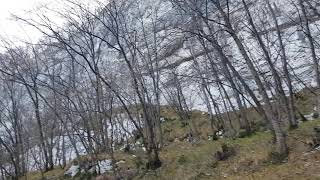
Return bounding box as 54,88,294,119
0,0,106,45
0,0,55,43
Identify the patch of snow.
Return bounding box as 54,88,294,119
98,160,112,174
304,113,315,121
216,130,223,136
64,165,80,177
120,144,129,151
116,160,126,165
313,106,318,112
135,141,142,145
64,159,113,177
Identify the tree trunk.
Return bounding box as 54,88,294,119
298,0,320,115
242,0,288,156
267,1,298,128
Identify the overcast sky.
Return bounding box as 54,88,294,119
0,0,55,43
0,0,105,46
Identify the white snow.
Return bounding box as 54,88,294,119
98,160,112,174
64,159,112,177
304,113,316,121
64,165,80,177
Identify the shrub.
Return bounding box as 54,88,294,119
312,112,319,119
214,144,236,161
167,136,175,142
133,156,144,169
177,155,188,165
78,172,94,179
238,129,249,138
251,121,267,132
163,128,172,134
180,121,189,128
268,151,288,164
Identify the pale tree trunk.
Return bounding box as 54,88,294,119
26,84,51,171
198,37,231,130
213,0,271,125
242,0,288,155
267,1,298,128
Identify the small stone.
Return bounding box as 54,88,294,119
304,162,311,167
116,160,126,165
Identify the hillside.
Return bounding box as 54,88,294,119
21,89,320,180
22,120,320,180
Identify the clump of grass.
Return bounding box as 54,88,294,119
177,155,188,165
251,120,268,132
77,171,95,179
22,168,65,180
238,129,250,138
267,151,288,164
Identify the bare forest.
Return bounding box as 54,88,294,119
0,0,320,179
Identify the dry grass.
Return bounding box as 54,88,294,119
22,89,320,180
140,119,320,180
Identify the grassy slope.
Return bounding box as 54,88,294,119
142,119,320,180
22,88,320,179
23,120,320,180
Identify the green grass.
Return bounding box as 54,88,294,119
140,119,320,180
21,168,64,180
